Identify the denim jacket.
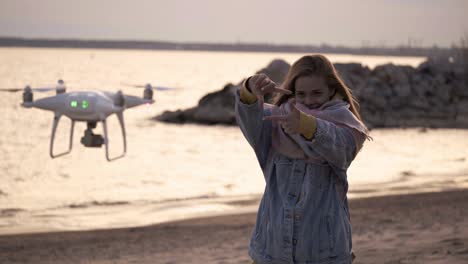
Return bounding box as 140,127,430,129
235,91,364,264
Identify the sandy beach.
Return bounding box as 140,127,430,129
1,189,467,264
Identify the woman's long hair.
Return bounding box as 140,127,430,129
273,54,363,121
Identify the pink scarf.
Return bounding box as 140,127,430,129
270,96,372,162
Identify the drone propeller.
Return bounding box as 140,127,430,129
32,87,59,92
0,88,23,93
0,86,56,93
0,80,66,93
121,82,178,91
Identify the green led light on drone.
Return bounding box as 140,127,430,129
70,101,78,108
82,100,89,109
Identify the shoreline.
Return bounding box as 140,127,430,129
2,184,466,237
0,37,444,57
1,189,468,263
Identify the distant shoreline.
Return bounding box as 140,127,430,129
0,37,454,58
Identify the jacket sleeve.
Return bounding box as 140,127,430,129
292,118,364,170
235,89,275,171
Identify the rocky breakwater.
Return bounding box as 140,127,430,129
155,57,468,128
154,59,290,125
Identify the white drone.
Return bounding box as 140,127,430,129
2,80,171,161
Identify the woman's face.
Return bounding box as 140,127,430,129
294,75,335,109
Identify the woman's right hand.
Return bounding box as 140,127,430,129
247,73,291,103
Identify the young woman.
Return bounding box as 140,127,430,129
235,54,371,264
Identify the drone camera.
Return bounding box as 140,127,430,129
81,129,104,148
80,122,104,148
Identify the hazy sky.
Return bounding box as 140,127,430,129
0,0,467,47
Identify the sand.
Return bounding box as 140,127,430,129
1,190,468,264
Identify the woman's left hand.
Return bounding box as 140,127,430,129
264,102,301,135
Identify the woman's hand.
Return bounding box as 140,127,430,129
247,73,291,103
264,101,301,135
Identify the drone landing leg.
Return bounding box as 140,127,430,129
50,113,74,158
117,112,127,155
102,113,126,162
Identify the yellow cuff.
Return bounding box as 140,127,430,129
299,112,317,140
240,78,257,104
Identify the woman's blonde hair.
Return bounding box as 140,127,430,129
273,54,363,121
